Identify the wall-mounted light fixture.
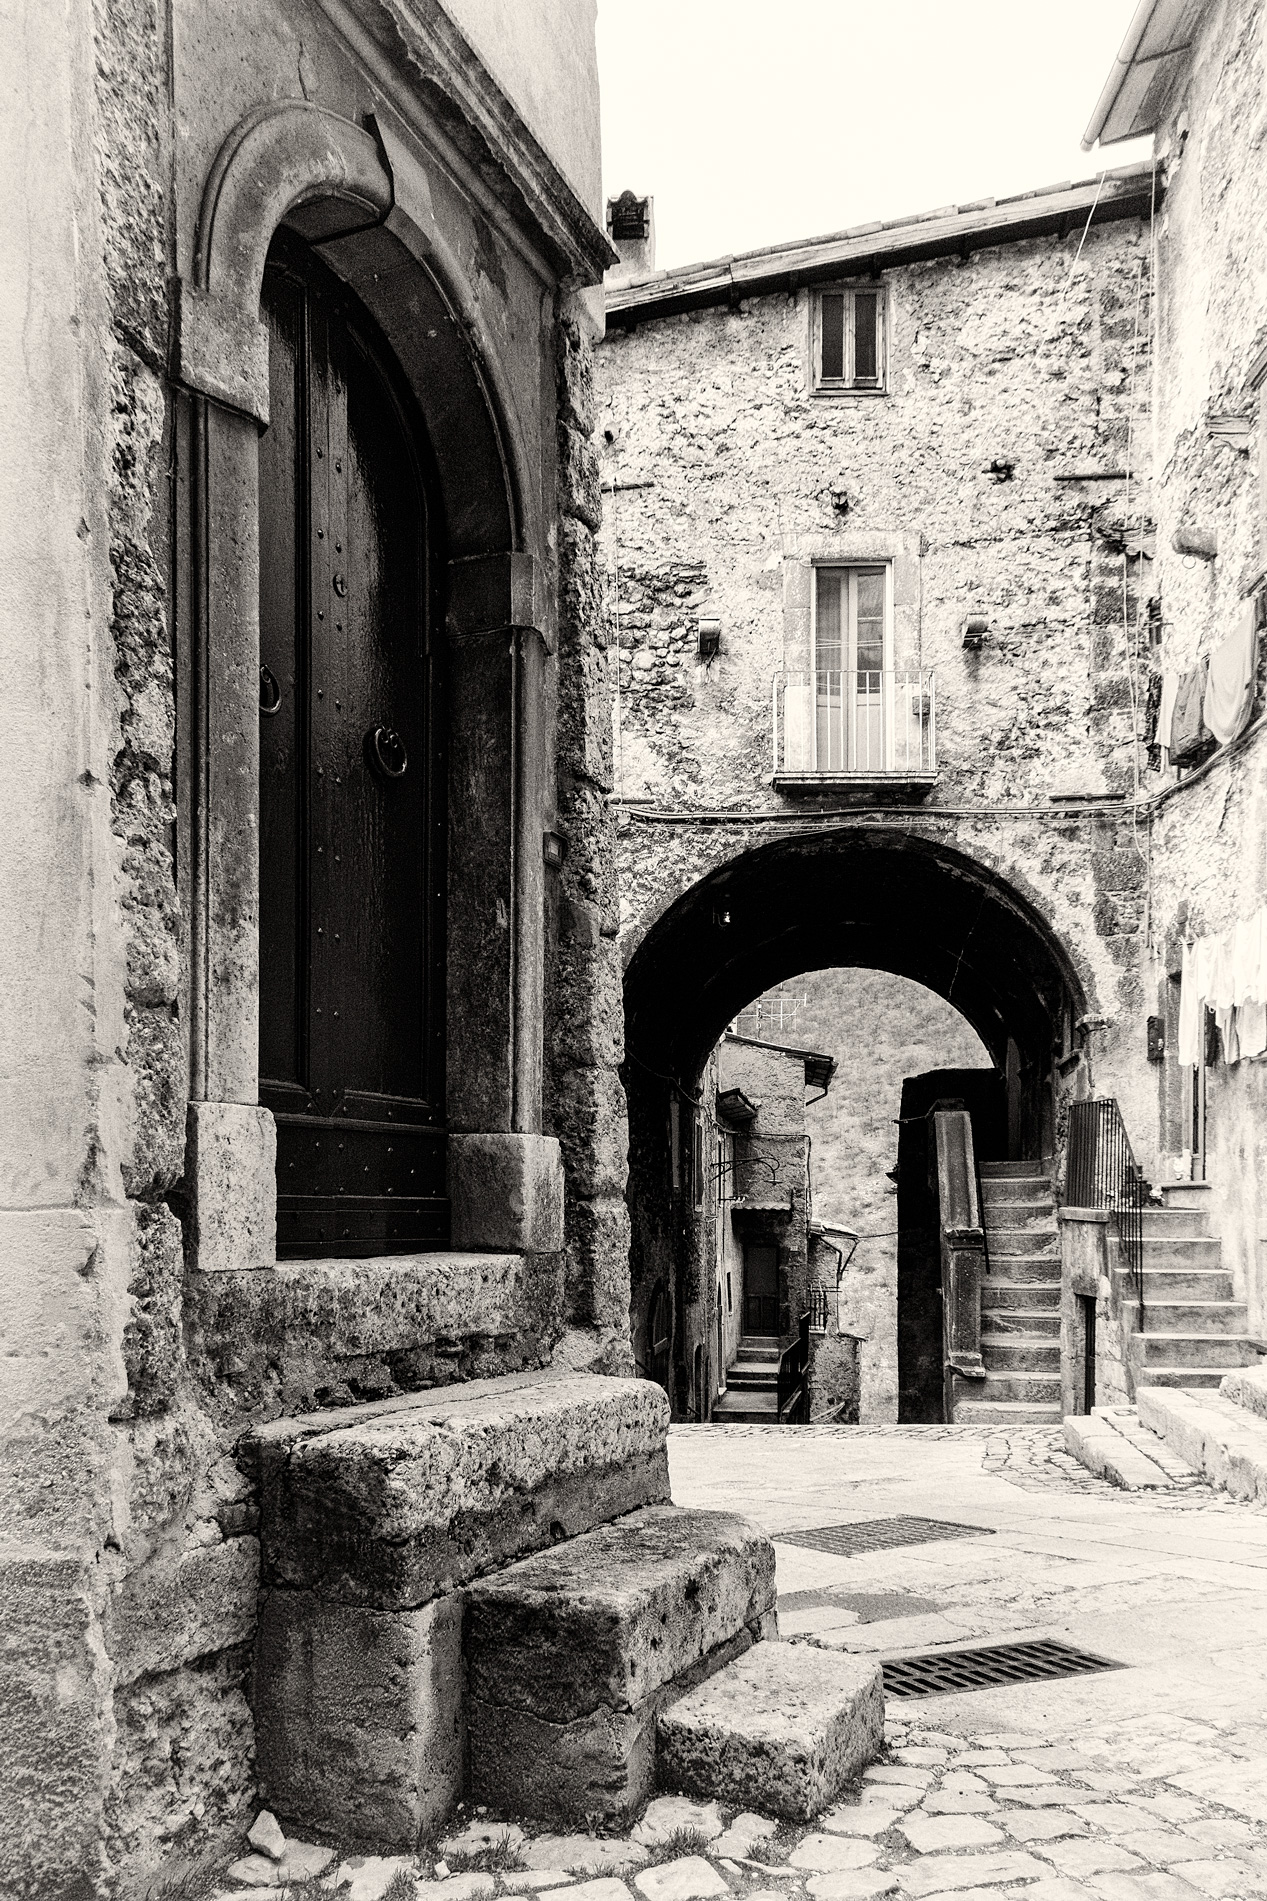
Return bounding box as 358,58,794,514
542,830,568,870
1173,526,1218,561
961,616,988,651
698,617,721,660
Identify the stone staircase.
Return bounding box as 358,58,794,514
247,1368,881,1848
1118,1182,1258,1390
712,1336,780,1422
959,1160,1062,1424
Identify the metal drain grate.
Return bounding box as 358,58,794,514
774,1516,995,1557
882,1637,1125,1699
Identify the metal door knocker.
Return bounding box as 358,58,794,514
366,724,408,779
259,665,282,716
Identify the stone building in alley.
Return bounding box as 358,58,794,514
3,0,657,1890
600,0,1267,1434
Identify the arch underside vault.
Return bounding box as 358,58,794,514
623,828,1087,1090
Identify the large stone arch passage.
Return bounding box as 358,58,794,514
621,826,1089,1419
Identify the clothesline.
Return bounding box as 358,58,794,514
1153,603,1259,767
1177,904,1267,1066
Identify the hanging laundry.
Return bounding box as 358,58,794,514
1202,603,1259,745
1177,935,1203,1067
1179,907,1267,1068
1169,657,1212,765
1157,667,1181,769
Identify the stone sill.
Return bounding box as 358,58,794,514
772,772,938,796
1059,1207,1110,1224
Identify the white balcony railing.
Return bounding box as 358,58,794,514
772,670,936,780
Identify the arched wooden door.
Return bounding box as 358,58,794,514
257,231,446,1257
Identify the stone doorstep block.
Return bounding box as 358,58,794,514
450,1133,564,1254
249,1372,670,1609
465,1505,777,1825
254,1588,463,1849
657,1640,885,1822
1137,1384,1267,1503
466,1506,776,1720
187,1099,276,1272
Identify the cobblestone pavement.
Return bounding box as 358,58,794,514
207,1424,1267,1901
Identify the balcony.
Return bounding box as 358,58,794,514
772,670,937,791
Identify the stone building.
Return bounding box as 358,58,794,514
2,0,642,1889
600,0,1267,1435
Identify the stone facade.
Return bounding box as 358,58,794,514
1,0,620,1890
599,177,1164,1421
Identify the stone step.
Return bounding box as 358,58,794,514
984,1307,1062,1336
980,1160,1053,1179
1129,1365,1231,1389
1141,1206,1210,1238
982,1336,1061,1372
725,1364,778,1388
983,1256,1061,1284
1139,1266,1237,1302
979,1178,1055,1204
1137,1384,1267,1502
980,1198,1057,1228
953,1398,1063,1423
465,1503,776,1825
1062,1414,1177,1490
1120,1299,1249,1335
1159,1181,1215,1212
1142,1235,1224,1267
984,1227,1060,1259
250,1372,670,1846
1220,1364,1267,1422
1130,1332,1258,1369
712,1391,778,1423
982,1281,1061,1310
657,1639,883,1821
975,1371,1062,1404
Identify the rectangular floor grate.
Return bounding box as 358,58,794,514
882,1637,1125,1699
774,1515,995,1557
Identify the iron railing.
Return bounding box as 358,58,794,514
1066,1097,1145,1329
773,670,936,779
778,1312,811,1423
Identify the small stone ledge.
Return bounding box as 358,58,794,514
185,1250,564,1420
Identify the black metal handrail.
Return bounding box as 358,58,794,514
778,1311,811,1422
1066,1097,1145,1330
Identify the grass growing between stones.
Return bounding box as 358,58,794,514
447,1831,527,1874
646,1828,716,1865
382,1874,420,1901
141,1851,233,1900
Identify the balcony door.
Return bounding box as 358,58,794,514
813,566,890,771
257,231,446,1257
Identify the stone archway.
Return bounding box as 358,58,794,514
621,826,1090,1419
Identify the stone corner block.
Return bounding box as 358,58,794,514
656,1640,885,1821
449,1132,564,1253
254,1586,463,1847
187,1100,276,1272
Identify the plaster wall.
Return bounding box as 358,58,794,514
1144,0,1267,1334
597,211,1162,1184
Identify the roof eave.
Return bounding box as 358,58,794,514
1082,0,1201,151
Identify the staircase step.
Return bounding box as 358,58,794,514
980,1198,1057,1228
984,1307,1062,1336
1220,1364,1267,1422
1141,1206,1210,1238
979,1177,1055,1202
251,1373,669,1845
980,1160,1053,1179
658,1639,883,1821
982,1281,1061,1310
712,1390,778,1423
974,1372,1062,1404
1063,1413,1177,1490
1142,1236,1224,1267
725,1366,778,1388
984,1257,1061,1284
985,1228,1060,1259
1130,1366,1232,1389
1119,1300,1249,1335
1137,1384,1267,1501
1159,1181,1215,1212
1140,1267,1237,1302
465,1504,776,1824
982,1337,1061,1372
1130,1333,1259,1369
953,1398,1062,1422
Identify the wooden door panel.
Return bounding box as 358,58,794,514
259,234,446,1256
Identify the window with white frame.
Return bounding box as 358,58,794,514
814,286,886,392
813,565,892,770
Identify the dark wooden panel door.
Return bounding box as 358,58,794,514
743,1243,779,1336
258,233,445,1256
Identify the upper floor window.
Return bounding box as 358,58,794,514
814,286,886,393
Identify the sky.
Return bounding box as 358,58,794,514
596,0,1153,273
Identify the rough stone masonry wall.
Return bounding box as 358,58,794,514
1145,0,1267,1333
548,307,635,1369
797,969,991,1422
597,213,1161,1169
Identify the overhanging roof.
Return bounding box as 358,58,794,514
1082,0,1204,150
605,165,1156,326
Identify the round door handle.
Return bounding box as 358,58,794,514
366,723,407,779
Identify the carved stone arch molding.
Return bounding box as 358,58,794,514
178,101,562,1272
